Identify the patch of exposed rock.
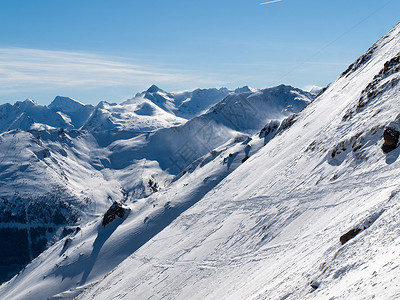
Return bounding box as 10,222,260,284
102,201,129,227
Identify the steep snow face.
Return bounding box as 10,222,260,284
31,23,400,300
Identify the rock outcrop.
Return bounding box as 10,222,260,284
382,126,399,153
102,201,128,227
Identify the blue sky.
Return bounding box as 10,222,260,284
0,0,399,105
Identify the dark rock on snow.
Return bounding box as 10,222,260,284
310,280,320,290
102,201,127,227
340,228,362,245
382,127,399,153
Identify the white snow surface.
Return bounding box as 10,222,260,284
0,83,312,295
73,23,400,300
70,23,400,299
4,23,400,300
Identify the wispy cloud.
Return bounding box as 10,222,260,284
260,0,283,5
0,48,219,93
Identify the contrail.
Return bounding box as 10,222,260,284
260,0,282,4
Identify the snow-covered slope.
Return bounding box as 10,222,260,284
0,85,312,287
68,22,400,299
2,22,399,300
0,128,135,283
0,116,276,299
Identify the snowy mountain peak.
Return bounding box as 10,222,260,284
49,96,85,113
17,98,37,107
234,86,258,94
146,84,163,94
24,98,36,104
